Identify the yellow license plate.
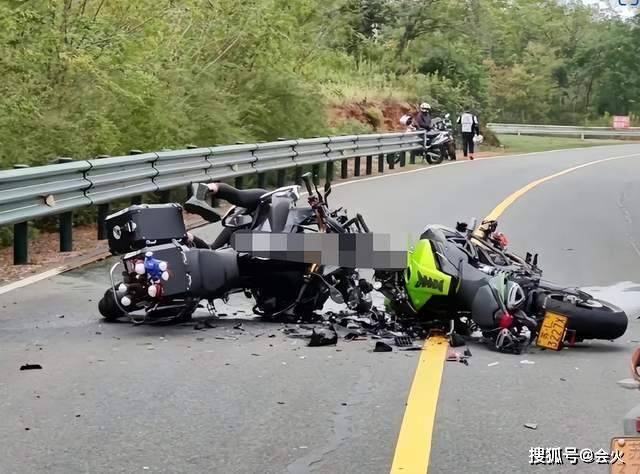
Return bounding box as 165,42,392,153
536,311,568,351
611,437,640,472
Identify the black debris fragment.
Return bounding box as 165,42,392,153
524,423,538,430
394,335,413,347
268,334,276,338
20,364,42,371
374,341,393,352
464,348,472,357
233,323,244,331
308,326,338,347
251,353,261,356
449,333,466,347
58,315,64,319
277,401,285,405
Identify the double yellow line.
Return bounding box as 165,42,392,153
390,152,640,473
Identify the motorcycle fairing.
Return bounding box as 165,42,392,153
406,239,454,311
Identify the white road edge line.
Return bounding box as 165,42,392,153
0,144,635,296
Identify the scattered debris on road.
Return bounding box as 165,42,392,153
20,364,42,371
520,360,535,365
374,341,393,352
308,326,338,347
524,423,538,430
488,362,499,367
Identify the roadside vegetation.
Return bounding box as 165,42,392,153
492,135,627,154
1,0,640,170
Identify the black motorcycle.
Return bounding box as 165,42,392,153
98,173,373,324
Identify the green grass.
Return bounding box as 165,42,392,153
495,134,628,154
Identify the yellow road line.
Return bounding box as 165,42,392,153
390,335,449,473
485,152,640,221
389,151,640,474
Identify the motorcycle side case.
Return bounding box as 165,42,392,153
106,204,187,255
122,243,192,298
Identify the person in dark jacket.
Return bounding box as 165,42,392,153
456,108,480,160
415,103,432,131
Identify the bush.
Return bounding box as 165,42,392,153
364,106,384,130
480,125,501,147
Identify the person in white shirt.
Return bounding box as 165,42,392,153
456,109,480,160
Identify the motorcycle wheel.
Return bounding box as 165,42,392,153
425,150,444,165
98,288,126,322
542,295,628,341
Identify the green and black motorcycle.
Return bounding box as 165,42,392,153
373,219,628,353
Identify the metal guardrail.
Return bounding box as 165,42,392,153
0,131,425,264
488,123,640,138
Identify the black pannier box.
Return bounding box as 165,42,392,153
106,204,187,255
122,243,191,298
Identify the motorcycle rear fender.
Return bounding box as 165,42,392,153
184,247,241,298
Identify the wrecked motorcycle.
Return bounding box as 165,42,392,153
373,218,628,353
98,173,373,324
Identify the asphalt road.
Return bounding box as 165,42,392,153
1,144,640,474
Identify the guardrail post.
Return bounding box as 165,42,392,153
326,161,334,181
341,159,348,179
12,164,30,265
400,151,406,167
59,212,73,252
129,150,143,204
97,204,110,240
312,164,320,185
257,173,266,188
366,156,372,175
56,157,74,251
277,169,286,187
389,154,395,170
410,151,416,165
354,156,361,177
14,222,28,265
378,154,384,173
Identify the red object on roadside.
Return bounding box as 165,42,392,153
613,116,630,129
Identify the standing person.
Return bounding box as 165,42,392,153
415,103,433,131
456,108,480,160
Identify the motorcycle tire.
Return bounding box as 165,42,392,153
425,151,444,165
543,296,628,341
98,288,126,321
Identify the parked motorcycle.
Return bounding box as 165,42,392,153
98,173,373,324
432,113,456,161
399,113,454,165
372,218,628,353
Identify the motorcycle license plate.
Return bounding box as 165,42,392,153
536,312,568,351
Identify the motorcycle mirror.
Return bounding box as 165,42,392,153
301,172,314,195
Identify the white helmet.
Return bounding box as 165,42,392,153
420,102,431,112
473,134,484,144
400,114,412,126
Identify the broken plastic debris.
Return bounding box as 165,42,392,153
20,364,42,371
524,423,538,430
464,348,472,357
487,362,499,367
394,335,413,347
374,341,393,352
617,378,640,389
308,327,338,347
520,360,535,365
